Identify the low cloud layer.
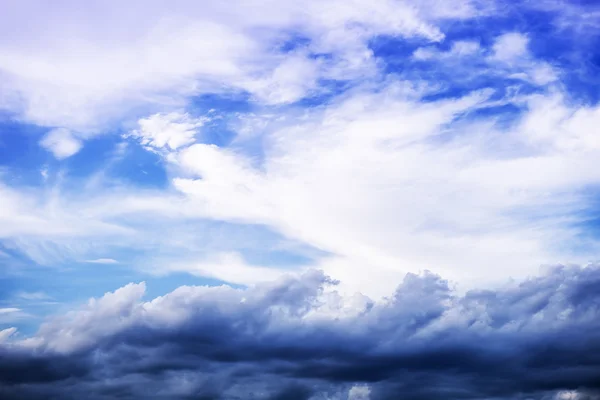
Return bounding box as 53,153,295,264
1,265,600,399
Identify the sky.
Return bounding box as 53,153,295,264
1,0,600,399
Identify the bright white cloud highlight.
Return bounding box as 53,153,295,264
0,0,470,132
39,128,82,159
129,112,206,151
348,385,372,400
492,32,529,62
84,258,119,264
0,327,17,343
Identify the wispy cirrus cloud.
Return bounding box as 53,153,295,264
83,259,119,265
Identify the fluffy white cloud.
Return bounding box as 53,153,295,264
129,112,207,151
160,86,600,294
348,385,371,400
0,0,475,133
39,128,82,159
492,32,529,62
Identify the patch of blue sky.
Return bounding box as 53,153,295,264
369,35,430,68
367,3,600,105
446,3,600,105
296,78,353,108
108,140,169,189
190,92,253,115
61,135,123,175
565,185,600,243
189,92,255,148
0,120,54,187
460,103,524,129
275,33,312,53
114,218,327,265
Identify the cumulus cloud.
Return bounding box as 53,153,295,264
348,385,371,400
39,128,82,159
1,266,600,399
128,111,207,151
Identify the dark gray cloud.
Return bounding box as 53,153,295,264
1,267,600,399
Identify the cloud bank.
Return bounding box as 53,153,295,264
2,265,600,399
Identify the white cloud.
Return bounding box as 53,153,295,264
129,112,207,151
161,252,292,286
0,308,26,324
413,40,481,60
492,32,529,62
16,291,52,301
40,167,49,180
39,128,82,159
555,391,582,400
0,327,17,343
528,63,558,85
84,258,119,264
0,0,463,133
241,52,321,105
3,81,600,297
348,385,371,400
450,40,481,56
1,1,598,300
161,87,600,295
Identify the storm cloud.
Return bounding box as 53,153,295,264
1,266,600,399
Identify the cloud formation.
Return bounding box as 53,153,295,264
39,128,83,159
2,2,600,399
2,265,600,399
0,0,479,133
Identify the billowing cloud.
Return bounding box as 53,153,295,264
1,266,600,399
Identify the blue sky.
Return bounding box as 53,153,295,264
2,1,600,399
